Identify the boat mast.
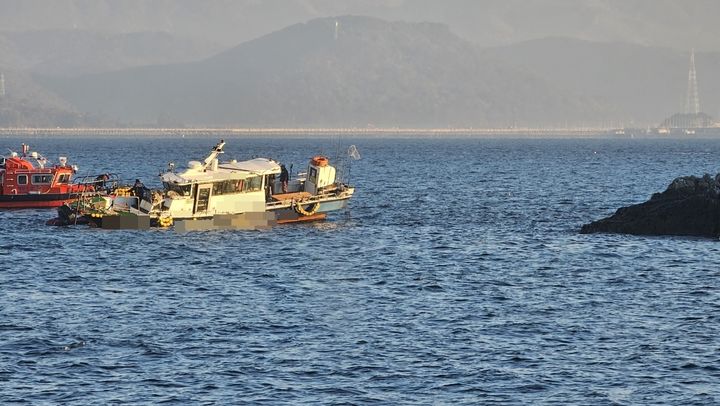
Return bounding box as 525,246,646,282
202,139,225,170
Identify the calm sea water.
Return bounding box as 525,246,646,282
1,136,719,404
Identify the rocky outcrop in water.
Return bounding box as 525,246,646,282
580,174,720,238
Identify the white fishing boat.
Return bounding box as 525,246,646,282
73,140,356,230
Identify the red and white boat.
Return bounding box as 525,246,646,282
0,144,87,208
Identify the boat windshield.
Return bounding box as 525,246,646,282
164,182,192,196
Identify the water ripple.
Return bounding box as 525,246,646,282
1,137,720,404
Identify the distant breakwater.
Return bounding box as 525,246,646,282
0,127,620,138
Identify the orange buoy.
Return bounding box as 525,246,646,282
311,156,329,167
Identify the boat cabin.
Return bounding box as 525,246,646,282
0,153,75,196
160,157,281,218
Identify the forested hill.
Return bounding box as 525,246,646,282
0,30,218,127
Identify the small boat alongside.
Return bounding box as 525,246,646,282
0,144,87,209
61,140,356,230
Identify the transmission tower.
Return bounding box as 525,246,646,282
685,49,700,115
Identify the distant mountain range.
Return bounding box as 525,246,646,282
32,17,607,127
0,30,219,75
0,29,219,126
2,15,720,128
2,0,719,52
0,69,88,127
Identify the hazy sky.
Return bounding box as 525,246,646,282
1,0,719,51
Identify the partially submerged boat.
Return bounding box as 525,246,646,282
0,144,87,208
59,140,356,230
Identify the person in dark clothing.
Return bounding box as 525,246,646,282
280,164,289,193
58,202,75,224
132,179,145,201
95,173,110,189
265,174,275,201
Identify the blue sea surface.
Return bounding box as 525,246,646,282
1,136,719,404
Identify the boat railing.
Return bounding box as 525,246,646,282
266,187,353,210
73,173,152,197
73,172,125,187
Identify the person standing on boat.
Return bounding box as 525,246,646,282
132,178,145,201
95,173,110,189
280,164,289,193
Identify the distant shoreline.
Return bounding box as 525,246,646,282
0,127,718,138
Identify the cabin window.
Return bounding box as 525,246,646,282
17,175,28,185
163,182,192,196
213,180,244,195
244,176,262,192
32,174,53,184
309,167,318,182
57,174,70,183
